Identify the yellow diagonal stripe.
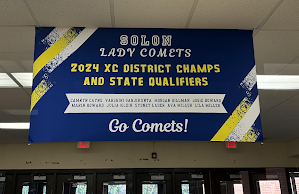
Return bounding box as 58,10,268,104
211,97,252,141
241,127,260,142
32,28,81,78
30,80,52,111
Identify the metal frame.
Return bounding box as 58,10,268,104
0,168,293,194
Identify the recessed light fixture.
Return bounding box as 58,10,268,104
0,123,30,129
0,73,18,87
256,75,299,90
11,73,33,87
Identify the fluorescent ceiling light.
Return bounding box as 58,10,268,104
0,123,30,129
257,75,299,90
11,73,33,87
0,73,18,87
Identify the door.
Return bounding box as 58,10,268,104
0,174,14,194
56,174,95,194
252,173,282,194
15,174,54,194
136,173,172,194
211,172,244,194
290,172,299,194
174,172,210,194
96,173,133,194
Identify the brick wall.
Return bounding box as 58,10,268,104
240,171,251,194
266,168,289,194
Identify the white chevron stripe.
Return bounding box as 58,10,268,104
41,28,70,49
43,28,97,74
240,65,257,91
225,95,260,141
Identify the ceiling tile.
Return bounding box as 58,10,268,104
266,134,297,142
0,0,36,26
258,90,297,114
285,129,299,135
264,123,299,138
0,110,19,122
278,58,299,75
259,90,298,101
0,27,35,53
283,116,299,124
13,115,30,122
24,88,32,95
0,60,24,73
258,90,299,114
263,63,288,75
262,0,299,30
261,101,299,130
254,30,299,74
26,0,111,27
259,100,282,114
114,0,194,28
4,129,28,142
0,88,30,109
0,129,22,143
0,52,34,61
289,91,299,101
19,60,33,72
189,0,280,29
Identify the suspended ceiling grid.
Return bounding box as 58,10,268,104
0,0,299,143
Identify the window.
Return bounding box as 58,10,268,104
258,180,281,194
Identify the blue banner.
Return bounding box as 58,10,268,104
29,27,262,143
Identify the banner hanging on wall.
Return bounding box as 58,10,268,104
29,27,263,143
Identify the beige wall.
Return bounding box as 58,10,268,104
286,137,299,157
0,141,299,169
